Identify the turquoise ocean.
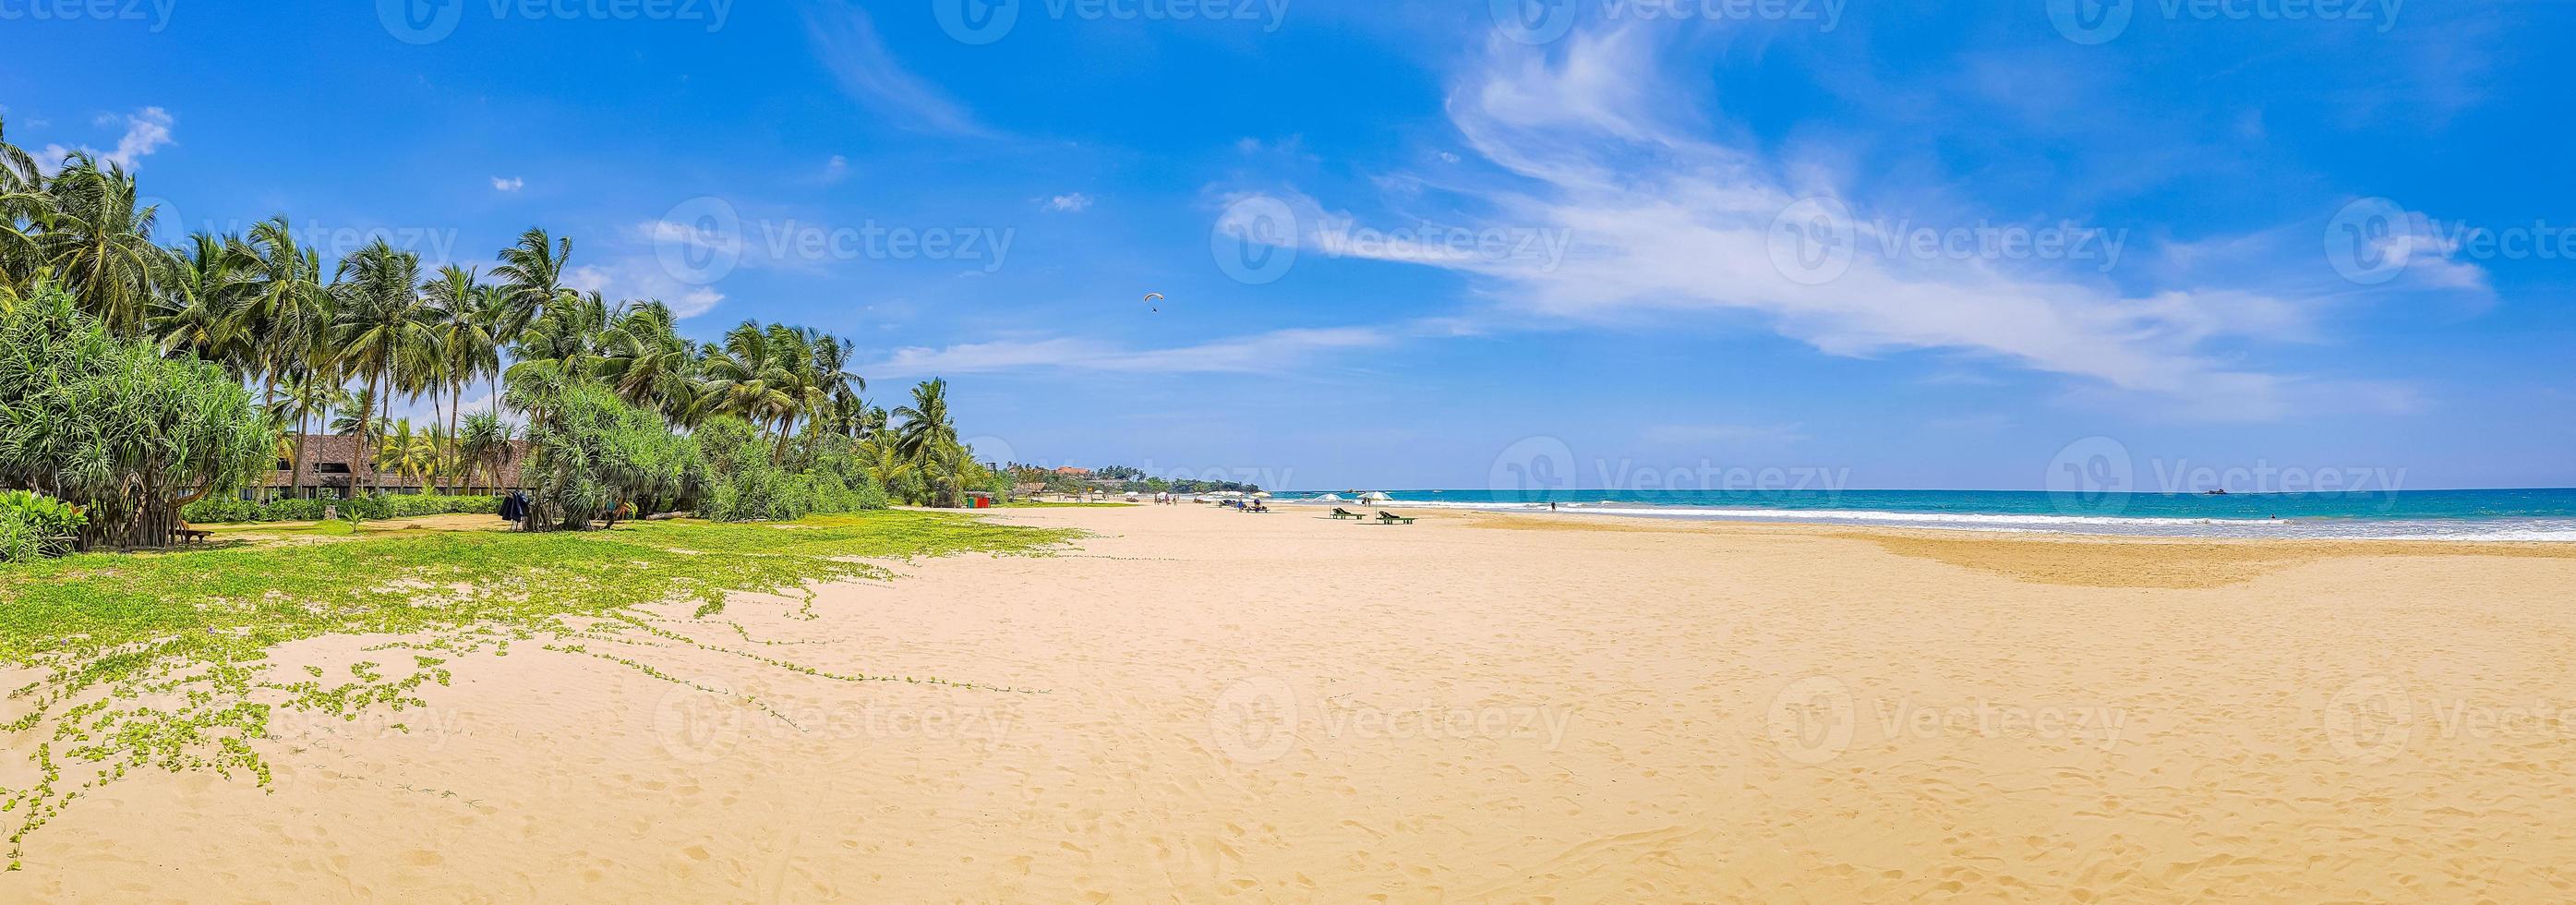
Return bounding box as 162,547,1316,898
1285,489,2576,540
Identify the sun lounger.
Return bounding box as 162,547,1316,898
1376,511,1416,525
1329,507,1364,520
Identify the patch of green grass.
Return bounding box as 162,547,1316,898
0,511,1077,867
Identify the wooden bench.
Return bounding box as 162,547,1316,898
175,524,213,544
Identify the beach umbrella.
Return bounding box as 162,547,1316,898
1359,491,1392,503
1252,491,1273,499
1316,493,1343,502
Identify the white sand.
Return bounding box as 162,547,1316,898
11,505,2576,901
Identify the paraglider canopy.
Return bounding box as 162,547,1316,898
1144,293,1164,312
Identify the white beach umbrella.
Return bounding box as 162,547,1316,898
1359,491,1392,503
1316,493,1344,502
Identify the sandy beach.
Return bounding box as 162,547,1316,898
11,505,2576,901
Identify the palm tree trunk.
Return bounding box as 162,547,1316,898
448,384,463,495
355,372,379,497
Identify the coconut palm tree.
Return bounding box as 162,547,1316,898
456,411,516,495
490,228,573,414
596,300,696,416
374,418,441,493
151,231,254,367
330,239,436,493
423,264,499,489
31,156,175,333
271,370,344,499
894,379,960,505
238,217,331,409
0,115,53,289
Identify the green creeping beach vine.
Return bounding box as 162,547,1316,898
0,511,1077,869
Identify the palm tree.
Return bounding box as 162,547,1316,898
330,239,436,493
374,419,441,494
424,264,498,490
596,300,704,422
271,371,344,499
151,232,253,366
32,156,175,333
894,379,960,506
238,218,331,409
490,228,574,415
0,115,53,289
456,411,516,495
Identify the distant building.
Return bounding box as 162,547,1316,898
252,434,530,499
1053,466,1093,477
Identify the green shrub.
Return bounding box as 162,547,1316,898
0,491,88,561
182,493,501,525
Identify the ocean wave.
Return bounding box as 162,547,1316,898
1293,497,2576,540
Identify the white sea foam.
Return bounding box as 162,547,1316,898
1298,499,2576,540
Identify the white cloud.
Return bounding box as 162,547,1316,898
865,327,1392,378
491,176,524,192
804,0,990,137
1297,27,2436,421
564,259,726,320
40,106,174,173
1043,193,1093,213
823,155,850,183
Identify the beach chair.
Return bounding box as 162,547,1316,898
1376,511,1416,525
1329,507,1364,520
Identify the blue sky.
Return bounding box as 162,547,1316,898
4,0,2570,491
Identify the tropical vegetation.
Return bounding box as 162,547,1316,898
0,115,1005,549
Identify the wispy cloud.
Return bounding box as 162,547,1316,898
565,259,725,320
1043,192,1093,213
865,327,1392,378
490,175,524,192
40,106,174,172
804,0,990,137
1288,27,2463,421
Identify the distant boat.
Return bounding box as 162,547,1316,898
2203,489,2230,496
